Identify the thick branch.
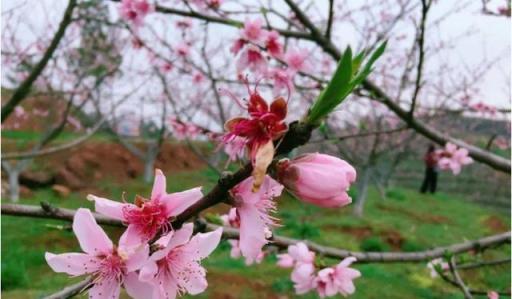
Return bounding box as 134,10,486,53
1,0,77,123
3,203,510,264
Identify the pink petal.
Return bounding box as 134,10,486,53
182,228,223,260
338,279,356,296
87,194,128,220
288,242,314,263
293,263,315,281
73,208,113,255
174,262,207,295
152,272,178,299
338,256,357,268
89,277,121,299
124,244,149,272
151,169,167,200
119,224,144,249
238,205,268,264
162,187,203,217
124,272,154,299
151,223,194,261
138,260,158,282
276,253,294,268
45,252,99,276
229,240,242,258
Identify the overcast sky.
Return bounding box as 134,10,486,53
2,0,510,111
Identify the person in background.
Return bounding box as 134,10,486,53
420,144,439,194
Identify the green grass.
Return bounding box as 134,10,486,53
1,170,510,299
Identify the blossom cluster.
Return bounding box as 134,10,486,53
168,117,203,140
119,0,153,28
231,18,311,96
277,242,361,297
436,142,473,175
46,170,223,299
218,82,358,269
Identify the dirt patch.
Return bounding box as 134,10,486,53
324,224,405,250
18,141,207,192
380,229,405,250
337,225,373,239
483,216,508,233
376,203,451,224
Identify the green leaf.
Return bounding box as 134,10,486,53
304,42,387,126
306,47,352,125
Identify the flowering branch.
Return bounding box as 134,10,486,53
1,0,77,123
282,0,511,174
129,0,510,173
437,264,511,297
2,203,509,264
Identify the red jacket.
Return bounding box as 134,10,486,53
424,152,438,168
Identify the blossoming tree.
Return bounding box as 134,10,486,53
1,0,510,298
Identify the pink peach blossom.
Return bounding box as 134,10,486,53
138,223,223,299
284,48,310,73
230,38,246,55
437,143,473,175
175,42,190,57
277,253,295,268
288,242,315,265
268,67,294,97
241,18,266,44
168,117,201,140
14,106,26,118
292,263,316,295
265,30,283,58
236,45,267,75
315,257,361,298
229,175,284,264
223,136,247,162
277,153,356,208
277,242,315,269
426,258,449,278
88,169,203,246
45,208,150,299
488,291,500,299
119,0,153,27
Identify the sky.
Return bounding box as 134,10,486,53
1,0,510,112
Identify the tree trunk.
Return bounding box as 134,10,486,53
143,156,155,183
354,167,371,217
8,170,21,202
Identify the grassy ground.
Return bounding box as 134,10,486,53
1,168,510,299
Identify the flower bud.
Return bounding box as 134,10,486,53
277,153,356,208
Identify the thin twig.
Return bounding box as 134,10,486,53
43,276,92,299
448,256,474,299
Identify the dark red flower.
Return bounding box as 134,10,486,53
224,87,287,160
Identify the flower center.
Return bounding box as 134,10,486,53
95,250,126,284
123,198,170,240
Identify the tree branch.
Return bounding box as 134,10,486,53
448,257,474,299
42,276,92,299
2,203,510,264
1,118,106,160
1,0,77,123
